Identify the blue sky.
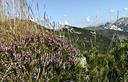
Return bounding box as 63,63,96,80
34,0,128,27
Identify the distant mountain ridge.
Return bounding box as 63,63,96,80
114,17,128,31
83,17,128,32
57,20,128,53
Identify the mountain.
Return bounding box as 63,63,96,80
114,17,128,31
55,25,128,53
85,17,128,32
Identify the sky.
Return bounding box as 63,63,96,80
33,0,128,27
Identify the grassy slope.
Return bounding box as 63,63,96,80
0,19,82,81
0,19,49,43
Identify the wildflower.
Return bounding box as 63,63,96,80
75,57,88,70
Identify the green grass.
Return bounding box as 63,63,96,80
0,0,128,82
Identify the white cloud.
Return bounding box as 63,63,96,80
124,8,128,11
59,22,62,25
64,20,69,25
85,16,91,22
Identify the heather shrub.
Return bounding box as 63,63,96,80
0,32,88,82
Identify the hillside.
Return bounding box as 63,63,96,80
0,19,50,43
0,18,128,82
0,19,83,81
55,25,128,53
1,0,128,81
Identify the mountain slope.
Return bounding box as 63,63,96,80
0,19,50,43
114,17,128,31
56,25,128,53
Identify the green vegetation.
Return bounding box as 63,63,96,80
0,19,128,82
0,0,128,82
55,25,128,53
